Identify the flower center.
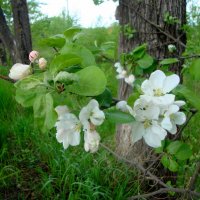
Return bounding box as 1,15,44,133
143,119,151,129
75,122,82,132
153,88,163,97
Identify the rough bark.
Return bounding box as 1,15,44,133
0,39,7,65
115,0,186,161
11,0,32,64
0,7,21,63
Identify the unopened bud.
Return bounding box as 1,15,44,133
29,50,39,63
38,58,47,70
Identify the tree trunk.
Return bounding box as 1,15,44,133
0,7,21,63
11,0,32,64
0,39,7,66
115,0,186,161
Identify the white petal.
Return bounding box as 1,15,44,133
143,124,167,148
161,117,172,131
149,70,166,89
55,105,69,117
69,131,80,146
56,129,65,143
131,122,145,144
167,105,179,115
153,94,175,106
141,80,154,96
174,100,186,107
163,74,180,93
90,107,105,126
168,123,177,134
174,112,186,125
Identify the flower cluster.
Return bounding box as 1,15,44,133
114,62,135,86
55,99,105,153
9,50,47,81
116,70,186,148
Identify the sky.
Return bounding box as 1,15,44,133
39,0,118,27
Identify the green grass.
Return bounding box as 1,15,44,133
0,76,139,199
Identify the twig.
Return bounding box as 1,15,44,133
0,74,15,83
174,109,197,140
189,162,200,191
128,187,200,200
100,143,168,188
100,143,200,199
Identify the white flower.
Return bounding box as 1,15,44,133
114,62,122,68
38,58,47,70
125,74,135,86
9,63,32,80
55,113,81,149
116,101,134,116
55,105,69,118
84,129,101,153
79,99,105,130
131,121,167,148
141,70,180,105
161,104,186,134
131,97,167,148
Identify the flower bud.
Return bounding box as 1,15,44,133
29,50,39,63
38,58,47,70
9,63,32,80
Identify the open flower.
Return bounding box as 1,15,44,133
161,104,186,134
131,97,167,148
84,129,101,153
79,99,105,130
9,63,32,80
55,113,81,149
141,70,180,105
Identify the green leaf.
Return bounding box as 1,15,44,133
168,159,179,172
166,141,183,155
41,34,66,48
161,154,170,168
105,109,135,124
95,88,112,108
49,54,82,74
137,53,154,69
33,93,57,132
131,44,147,59
160,58,179,65
68,66,107,96
60,44,96,67
64,27,82,40
174,85,200,110
127,92,140,107
174,143,192,160
189,58,200,80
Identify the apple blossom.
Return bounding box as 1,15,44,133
9,63,32,80
141,70,180,105
161,104,186,134
55,105,69,118
55,112,81,149
79,99,105,130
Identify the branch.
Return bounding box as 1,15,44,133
0,75,15,83
174,109,197,140
189,162,200,191
100,143,168,188
128,187,200,200
100,143,200,199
